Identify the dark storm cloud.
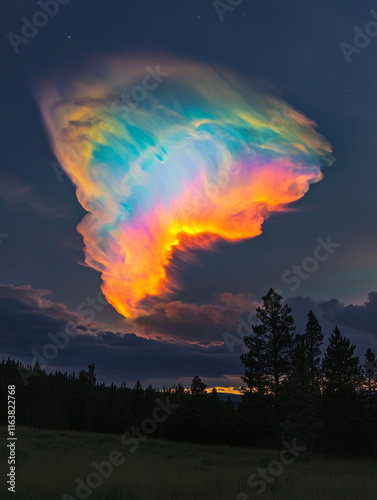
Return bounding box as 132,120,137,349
286,293,377,357
64,330,241,383
0,284,82,323
0,296,68,351
319,292,377,336
286,292,377,340
0,284,242,384
134,292,259,342
0,284,84,353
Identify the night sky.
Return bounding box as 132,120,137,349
1,0,376,390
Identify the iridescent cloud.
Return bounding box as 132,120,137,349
35,55,334,318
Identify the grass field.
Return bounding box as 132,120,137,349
1,427,376,499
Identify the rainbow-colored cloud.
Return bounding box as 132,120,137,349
36,55,334,318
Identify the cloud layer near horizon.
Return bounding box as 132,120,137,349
1,283,376,387
0,284,244,386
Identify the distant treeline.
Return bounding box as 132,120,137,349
1,288,376,456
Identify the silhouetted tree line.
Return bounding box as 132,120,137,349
239,289,377,456
1,288,376,456
0,360,238,446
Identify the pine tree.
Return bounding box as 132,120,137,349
320,327,372,454
241,288,295,395
281,314,323,450
322,326,361,390
304,310,324,384
190,376,207,395
76,364,97,431
131,380,144,421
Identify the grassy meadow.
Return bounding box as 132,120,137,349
1,426,376,499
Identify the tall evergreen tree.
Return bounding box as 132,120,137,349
241,288,295,395
190,376,207,395
282,332,322,450
304,310,324,384
131,379,144,421
77,364,97,431
322,326,361,390
281,313,323,449
320,327,371,454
